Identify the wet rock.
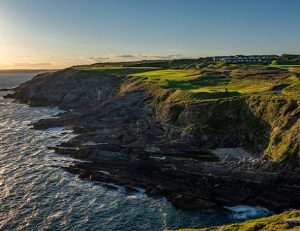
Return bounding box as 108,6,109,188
171,194,217,209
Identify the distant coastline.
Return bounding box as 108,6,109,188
0,69,58,74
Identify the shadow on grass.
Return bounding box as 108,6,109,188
166,76,231,91
164,77,240,100
192,91,242,100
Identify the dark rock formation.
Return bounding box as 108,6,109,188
5,68,300,211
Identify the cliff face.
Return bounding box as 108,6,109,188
5,67,300,210
10,67,300,162
11,68,123,109
246,95,300,162
155,94,300,162
119,75,300,162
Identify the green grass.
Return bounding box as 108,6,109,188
270,65,300,67
170,210,300,231
129,64,300,100
131,69,202,87
73,62,300,101
131,69,239,100
74,65,161,76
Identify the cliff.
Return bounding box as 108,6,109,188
5,62,300,212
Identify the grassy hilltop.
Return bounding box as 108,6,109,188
70,59,300,162
15,57,299,162
74,60,300,101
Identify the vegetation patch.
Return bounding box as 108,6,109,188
170,210,300,231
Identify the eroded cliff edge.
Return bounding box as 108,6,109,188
5,65,300,211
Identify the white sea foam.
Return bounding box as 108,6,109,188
104,183,125,193
150,155,166,160
83,141,98,146
224,205,272,220
131,187,146,195
45,127,65,132
98,170,111,175
67,158,92,164
82,141,108,146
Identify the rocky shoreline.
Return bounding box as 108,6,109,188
5,67,300,212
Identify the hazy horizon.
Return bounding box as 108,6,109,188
1,0,300,69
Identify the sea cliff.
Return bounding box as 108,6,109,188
5,61,300,217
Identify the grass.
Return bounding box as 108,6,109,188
74,65,161,76
270,65,300,67
72,62,300,101
129,64,300,100
69,62,300,103
132,69,231,94
170,210,300,231
130,69,240,100
131,69,202,87
282,82,300,96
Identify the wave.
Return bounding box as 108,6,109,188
224,205,272,220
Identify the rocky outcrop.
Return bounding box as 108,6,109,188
8,68,123,109
5,67,300,211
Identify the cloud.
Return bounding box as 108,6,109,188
117,55,136,58
87,57,111,62
85,53,182,62
14,62,53,67
139,54,182,59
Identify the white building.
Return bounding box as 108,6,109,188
213,55,279,63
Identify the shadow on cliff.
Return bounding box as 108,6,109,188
163,93,272,156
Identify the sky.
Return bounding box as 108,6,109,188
0,0,300,69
